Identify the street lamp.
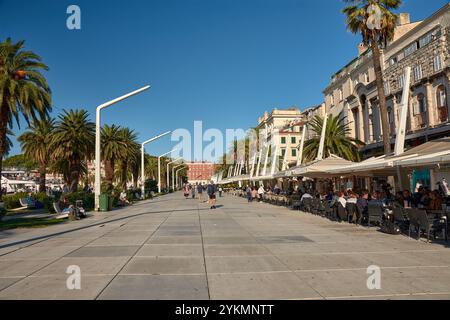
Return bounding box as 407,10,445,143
95,85,150,210
158,148,178,193
175,165,187,190
141,131,172,199
166,158,182,192
172,163,185,191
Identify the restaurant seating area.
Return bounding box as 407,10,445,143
227,188,449,243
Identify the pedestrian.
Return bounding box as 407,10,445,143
197,183,204,202
246,186,252,203
218,187,223,197
258,185,265,202
183,184,190,199
191,185,196,199
207,181,217,209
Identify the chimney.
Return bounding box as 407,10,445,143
398,13,410,26
358,43,368,56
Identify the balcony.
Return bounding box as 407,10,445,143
438,106,448,123
414,113,427,129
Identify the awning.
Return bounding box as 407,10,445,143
292,155,355,177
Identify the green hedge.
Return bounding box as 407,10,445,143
2,192,29,210
0,207,6,220
64,192,95,210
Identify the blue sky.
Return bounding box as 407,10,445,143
1,0,448,161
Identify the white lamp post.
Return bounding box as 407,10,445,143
175,166,187,190
172,163,185,191
95,85,150,210
158,148,178,193
141,131,172,199
167,158,182,192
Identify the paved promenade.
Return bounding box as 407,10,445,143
0,192,449,300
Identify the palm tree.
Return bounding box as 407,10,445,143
18,118,55,192
0,38,52,194
303,113,364,162
101,124,125,191
51,109,95,192
343,0,401,154
117,127,140,191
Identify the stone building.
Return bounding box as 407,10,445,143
323,5,450,159
256,107,305,165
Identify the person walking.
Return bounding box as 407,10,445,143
218,187,223,197
207,181,217,209
258,185,265,202
197,183,204,202
246,186,252,203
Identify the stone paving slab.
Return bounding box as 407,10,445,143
0,193,449,300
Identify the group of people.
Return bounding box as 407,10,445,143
182,182,222,209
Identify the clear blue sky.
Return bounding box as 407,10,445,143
1,0,448,161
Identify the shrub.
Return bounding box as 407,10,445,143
34,193,55,213
0,207,6,220
64,192,95,210
2,192,28,210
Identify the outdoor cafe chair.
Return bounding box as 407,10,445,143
337,203,347,222
418,209,447,242
367,202,383,228
322,200,333,219
393,206,409,233
303,198,312,213
407,209,421,240
291,196,301,210
346,203,357,223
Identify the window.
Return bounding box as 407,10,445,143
384,81,391,95
434,55,443,72
280,137,286,144
389,57,397,66
419,33,432,48
291,148,297,157
281,148,286,157
353,79,359,88
404,42,418,57
413,93,427,115
291,137,296,144
413,65,423,81
436,85,448,122
398,75,405,88
364,72,370,83
338,88,343,101
330,94,335,106
437,85,447,108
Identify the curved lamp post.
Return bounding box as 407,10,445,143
175,165,187,190
140,131,171,198
95,85,150,210
166,158,182,193
158,148,178,193
172,163,185,191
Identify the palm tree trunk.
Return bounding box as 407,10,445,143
105,160,114,192
39,164,46,193
69,158,80,193
121,160,128,191
371,40,391,155
0,101,8,200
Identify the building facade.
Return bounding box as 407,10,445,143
323,6,450,159
186,162,215,185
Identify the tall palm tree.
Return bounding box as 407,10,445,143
51,109,95,192
101,124,125,191
343,0,401,154
303,113,364,162
117,127,140,191
0,38,52,194
18,118,55,192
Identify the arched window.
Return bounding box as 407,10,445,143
436,85,448,122
414,93,427,115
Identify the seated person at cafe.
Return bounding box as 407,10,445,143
427,190,443,210
401,190,413,208
120,190,130,205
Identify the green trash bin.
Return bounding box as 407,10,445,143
99,194,111,212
